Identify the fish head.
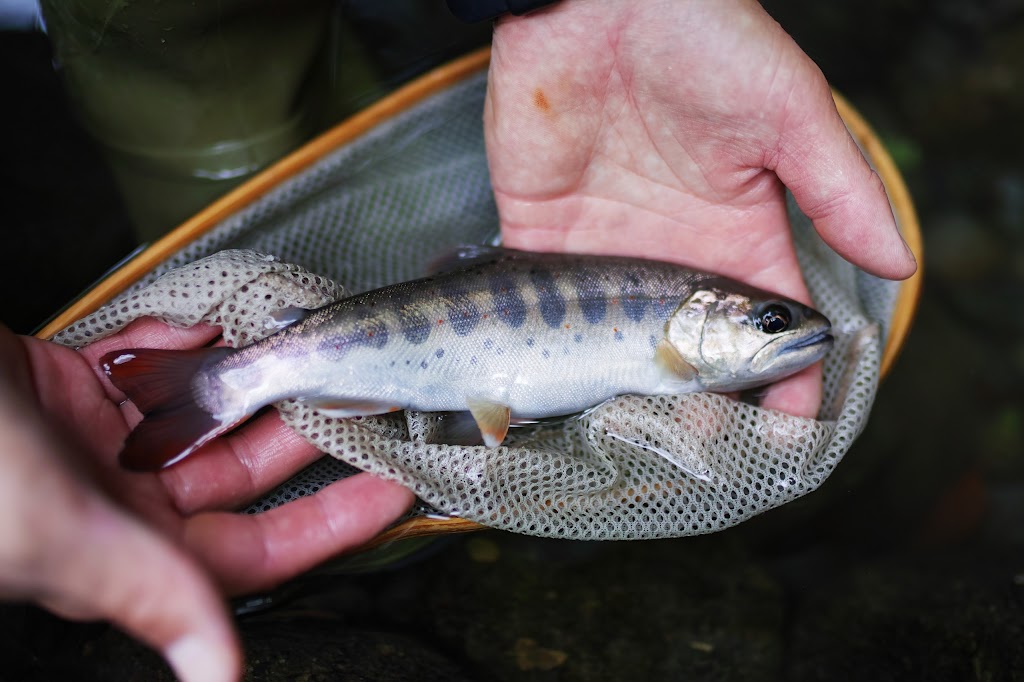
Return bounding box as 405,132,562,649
666,279,834,392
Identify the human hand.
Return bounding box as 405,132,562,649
485,0,917,417
0,321,413,681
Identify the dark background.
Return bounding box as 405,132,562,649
1,1,1022,679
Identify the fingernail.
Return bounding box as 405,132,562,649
166,634,234,682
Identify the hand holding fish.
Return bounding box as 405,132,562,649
0,322,412,682
486,0,918,417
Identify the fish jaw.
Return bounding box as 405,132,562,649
748,311,833,379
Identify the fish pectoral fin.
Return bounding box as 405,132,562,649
466,398,512,448
655,338,699,381
308,398,401,418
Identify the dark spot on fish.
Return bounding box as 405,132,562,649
622,271,647,322
615,330,625,342
489,273,527,328
435,348,445,358
441,283,481,336
652,296,678,320
526,337,535,347
574,333,583,343
577,278,607,323
317,316,388,354
649,334,659,349
421,360,428,369
396,293,432,345
364,318,388,348
530,268,566,328
483,338,494,350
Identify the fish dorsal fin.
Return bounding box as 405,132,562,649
466,398,512,448
655,338,699,381
425,244,509,275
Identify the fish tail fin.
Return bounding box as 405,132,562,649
101,347,234,471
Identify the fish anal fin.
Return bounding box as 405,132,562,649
308,398,400,418
655,338,698,381
466,398,511,448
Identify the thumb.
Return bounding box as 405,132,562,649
36,499,242,682
771,80,918,281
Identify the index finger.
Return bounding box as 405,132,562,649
182,473,415,595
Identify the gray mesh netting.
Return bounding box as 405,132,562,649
52,70,899,540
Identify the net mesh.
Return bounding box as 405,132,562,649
52,70,898,540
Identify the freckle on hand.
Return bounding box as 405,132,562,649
533,88,550,113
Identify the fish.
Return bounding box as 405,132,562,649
101,247,834,471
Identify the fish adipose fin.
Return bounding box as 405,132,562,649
425,244,506,275
101,348,234,471
466,398,511,448
265,306,311,331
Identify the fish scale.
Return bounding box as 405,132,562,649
101,247,833,470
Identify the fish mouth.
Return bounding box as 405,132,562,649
782,329,834,353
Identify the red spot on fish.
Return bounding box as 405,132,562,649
628,296,636,301
611,298,619,305
565,324,571,329
613,327,619,333
437,319,444,325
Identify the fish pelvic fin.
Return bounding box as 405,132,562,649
466,398,511,448
100,347,234,471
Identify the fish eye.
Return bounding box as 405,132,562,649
757,304,792,334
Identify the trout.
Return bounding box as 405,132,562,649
102,247,833,470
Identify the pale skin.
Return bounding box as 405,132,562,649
487,0,916,416
0,320,414,681
0,1,916,680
